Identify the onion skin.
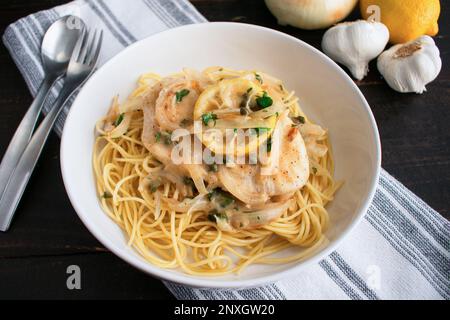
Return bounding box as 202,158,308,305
265,0,358,30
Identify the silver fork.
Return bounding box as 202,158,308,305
0,28,103,232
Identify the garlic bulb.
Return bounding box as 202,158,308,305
322,20,389,80
377,36,442,94
265,0,358,30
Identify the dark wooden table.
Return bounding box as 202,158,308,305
0,0,448,300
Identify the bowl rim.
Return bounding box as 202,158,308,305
60,21,382,289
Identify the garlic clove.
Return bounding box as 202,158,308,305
377,36,442,94
322,20,390,80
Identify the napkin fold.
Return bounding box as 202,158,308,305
3,0,449,300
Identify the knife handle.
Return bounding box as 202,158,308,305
0,85,71,232
0,76,57,200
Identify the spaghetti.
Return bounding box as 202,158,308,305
93,67,341,276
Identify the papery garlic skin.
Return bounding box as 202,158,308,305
265,0,358,30
377,36,442,94
322,20,389,80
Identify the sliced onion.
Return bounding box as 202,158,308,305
227,200,292,230
154,192,161,220
260,111,288,175
108,113,132,138
162,193,210,214
119,96,145,114
304,138,328,159
300,123,326,137
186,164,208,195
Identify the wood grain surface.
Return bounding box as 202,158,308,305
0,0,448,299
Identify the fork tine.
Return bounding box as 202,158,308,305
87,30,103,67
83,30,98,64
71,27,88,63
77,29,91,63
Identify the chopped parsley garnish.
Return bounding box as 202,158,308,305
201,112,218,126
114,113,125,127
292,116,306,125
208,211,228,223
219,196,234,208
312,167,318,175
247,87,253,94
266,137,272,152
255,73,263,84
149,180,161,193
101,191,113,199
252,127,271,136
207,191,215,201
175,89,190,103
208,188,235,208
208,163,218,173
256,92,273,109
155,131,172,145
183,177,195,186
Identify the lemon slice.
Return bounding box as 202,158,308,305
194,78,277,156
194,78,261,119
201,116,277,157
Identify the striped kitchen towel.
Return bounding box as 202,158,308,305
3,0,449,300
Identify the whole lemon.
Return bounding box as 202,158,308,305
360,0,440,44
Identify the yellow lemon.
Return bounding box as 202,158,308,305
360,0,440,44
194,78,277,157
194,78,261,119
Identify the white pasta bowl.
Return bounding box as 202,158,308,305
61,22,381,289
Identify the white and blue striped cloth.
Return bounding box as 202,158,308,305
3,0,449,300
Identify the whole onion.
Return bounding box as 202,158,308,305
265,0,358,30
